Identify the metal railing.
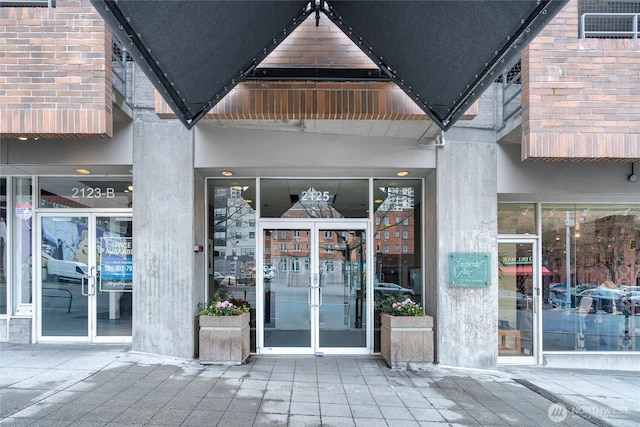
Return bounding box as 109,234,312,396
112,36,134,106
496,58,522,132
580,13,639,38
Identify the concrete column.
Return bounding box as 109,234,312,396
426,128,498,369
131,112,199,358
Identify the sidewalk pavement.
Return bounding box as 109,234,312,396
1,343,638,426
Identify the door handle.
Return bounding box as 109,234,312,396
309,285,321,307
81,276,88,296
87,266,97,296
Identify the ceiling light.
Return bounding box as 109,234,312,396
221,170,234,177
18,137,27,141
396,171,409,177
76,168,91,175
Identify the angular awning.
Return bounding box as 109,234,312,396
92,0,567,130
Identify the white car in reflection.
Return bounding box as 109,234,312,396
354,283,414,298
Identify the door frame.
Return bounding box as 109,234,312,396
256,219,372,355
35,210,132,343
497,237,541,365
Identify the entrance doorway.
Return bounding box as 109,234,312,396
498,239,540,363
36,212,133,342
258,221,370,355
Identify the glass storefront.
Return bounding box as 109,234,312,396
541,204,640,352
499,203,640,355
0,175,133,342
207,178,423,354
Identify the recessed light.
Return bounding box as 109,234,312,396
396,171,409,177
221,170,234,177
76,168,91,175
18,137,27,141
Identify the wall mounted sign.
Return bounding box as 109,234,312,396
448,252,490,287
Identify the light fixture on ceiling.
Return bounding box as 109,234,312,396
221,170,234,177
76,168,91,175
396,171,409,177
628,162,638,183
18,136,27,141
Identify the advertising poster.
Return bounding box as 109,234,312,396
100,237,133,291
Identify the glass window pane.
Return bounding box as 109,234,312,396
541,204,640,352
39,177,133,209
12,177,32,315
373,179,422,352
498,203,536,234
207,178,257,350
260,179,369,218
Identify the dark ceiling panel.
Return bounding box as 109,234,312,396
325,0,568,129
92,0,567,131
93,0,309,127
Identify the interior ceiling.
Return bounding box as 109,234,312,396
92,0,567,131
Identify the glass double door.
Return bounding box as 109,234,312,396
37,212,133,342
259,221,370,355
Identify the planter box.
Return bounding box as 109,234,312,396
380,313,434,370
199,312,250,365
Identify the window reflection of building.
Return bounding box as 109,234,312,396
373,183,420,296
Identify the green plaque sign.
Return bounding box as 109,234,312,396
448,252,490,287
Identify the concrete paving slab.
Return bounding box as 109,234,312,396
3,343,639,426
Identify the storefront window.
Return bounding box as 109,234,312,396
542,204,640,352
12,177,33,315
498,203,536,234
1,177,6,315
207,179,257,311
373,179,422,351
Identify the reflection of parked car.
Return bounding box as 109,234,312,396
620,291,640,315
619,286,640,295
46,258,88,282
374,283,414,298
576,288,626,314
213,272,225,285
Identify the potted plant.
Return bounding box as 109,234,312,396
197,293,251,365
378,295,434,369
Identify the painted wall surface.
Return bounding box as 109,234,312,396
194,125,436,177
0,121,133,174
497,144,640,201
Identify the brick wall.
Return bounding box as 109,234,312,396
0,1,112,139
522,0,640,161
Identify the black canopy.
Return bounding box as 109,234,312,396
92,0,567,130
